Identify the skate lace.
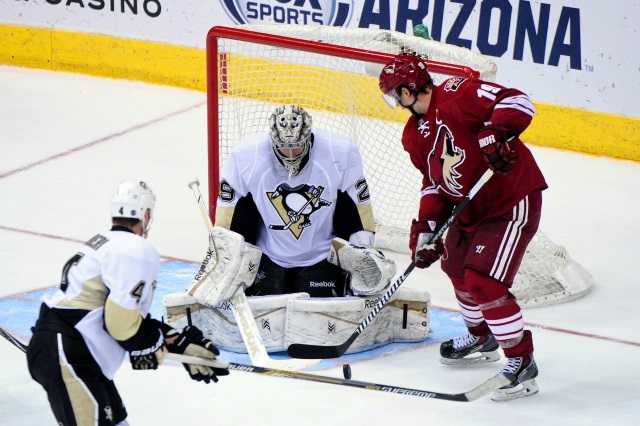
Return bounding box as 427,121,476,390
453,333,478,350
501,357,523,375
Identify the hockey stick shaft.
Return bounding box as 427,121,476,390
0,326,27,353
187,178,320,370
0,329,507,402
287,169,494,359
166,352,510,402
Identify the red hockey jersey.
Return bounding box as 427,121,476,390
401,77,548,231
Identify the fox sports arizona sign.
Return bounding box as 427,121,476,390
220,0,354,26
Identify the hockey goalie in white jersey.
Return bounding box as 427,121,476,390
164,105,432,355
217,103,390,298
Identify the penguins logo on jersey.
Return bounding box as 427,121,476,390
429,123,465,197
267,183,332,239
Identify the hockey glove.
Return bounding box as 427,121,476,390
129,330,166,370
165,326,229,384
478,125,519,175
409,219,445,269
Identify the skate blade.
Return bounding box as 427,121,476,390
490,379,539,402
440,350,501,366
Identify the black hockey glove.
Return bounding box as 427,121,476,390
478,125,519,175
165,326,229,383
129,329,166,370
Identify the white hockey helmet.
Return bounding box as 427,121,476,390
110,180,156,237
269,104,313,176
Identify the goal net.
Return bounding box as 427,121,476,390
206,24,593,307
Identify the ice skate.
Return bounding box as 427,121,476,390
491,354,539,402
439,333,500,365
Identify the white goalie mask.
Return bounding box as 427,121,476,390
110,180,156,238
269,104,313,176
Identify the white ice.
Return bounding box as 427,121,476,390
0,65,639,425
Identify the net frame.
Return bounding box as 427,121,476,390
205,24,593,307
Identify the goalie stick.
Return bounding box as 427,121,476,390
187,178,320,371
287,169,494,359
0,327,510,402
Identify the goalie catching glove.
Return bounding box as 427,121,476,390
165,326,229,383
409,219,445,269
328,238,396,296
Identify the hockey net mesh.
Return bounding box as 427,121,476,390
208,24,592,307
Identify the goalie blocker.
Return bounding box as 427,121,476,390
187,226,262,307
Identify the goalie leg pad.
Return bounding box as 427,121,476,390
327,238,397,296
188,227,262,307
284,287,430,354
163,291,310,353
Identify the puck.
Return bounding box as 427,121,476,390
343,364,352,379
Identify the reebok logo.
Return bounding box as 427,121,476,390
479,134,496,148
193,249,214,281
310,281,336,288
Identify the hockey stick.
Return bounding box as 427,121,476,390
166,352,510,402
0,326,508,402
0,326,27,353
287,169,494,359
187,178,320,371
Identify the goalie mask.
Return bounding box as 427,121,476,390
269,104,313,176
110,180,156,238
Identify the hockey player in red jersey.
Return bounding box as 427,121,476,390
379,52,547,401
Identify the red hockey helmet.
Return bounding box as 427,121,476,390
379,53,432,107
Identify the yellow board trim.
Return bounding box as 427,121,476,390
2,24,638,161
0,24,206,91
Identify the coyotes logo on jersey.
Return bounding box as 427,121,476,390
267,183,332,239
428,122,466,197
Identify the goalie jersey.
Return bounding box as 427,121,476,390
216,128,375,268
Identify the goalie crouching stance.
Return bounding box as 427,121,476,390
164,104,430,354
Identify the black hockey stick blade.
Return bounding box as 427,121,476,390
287,333,358,359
